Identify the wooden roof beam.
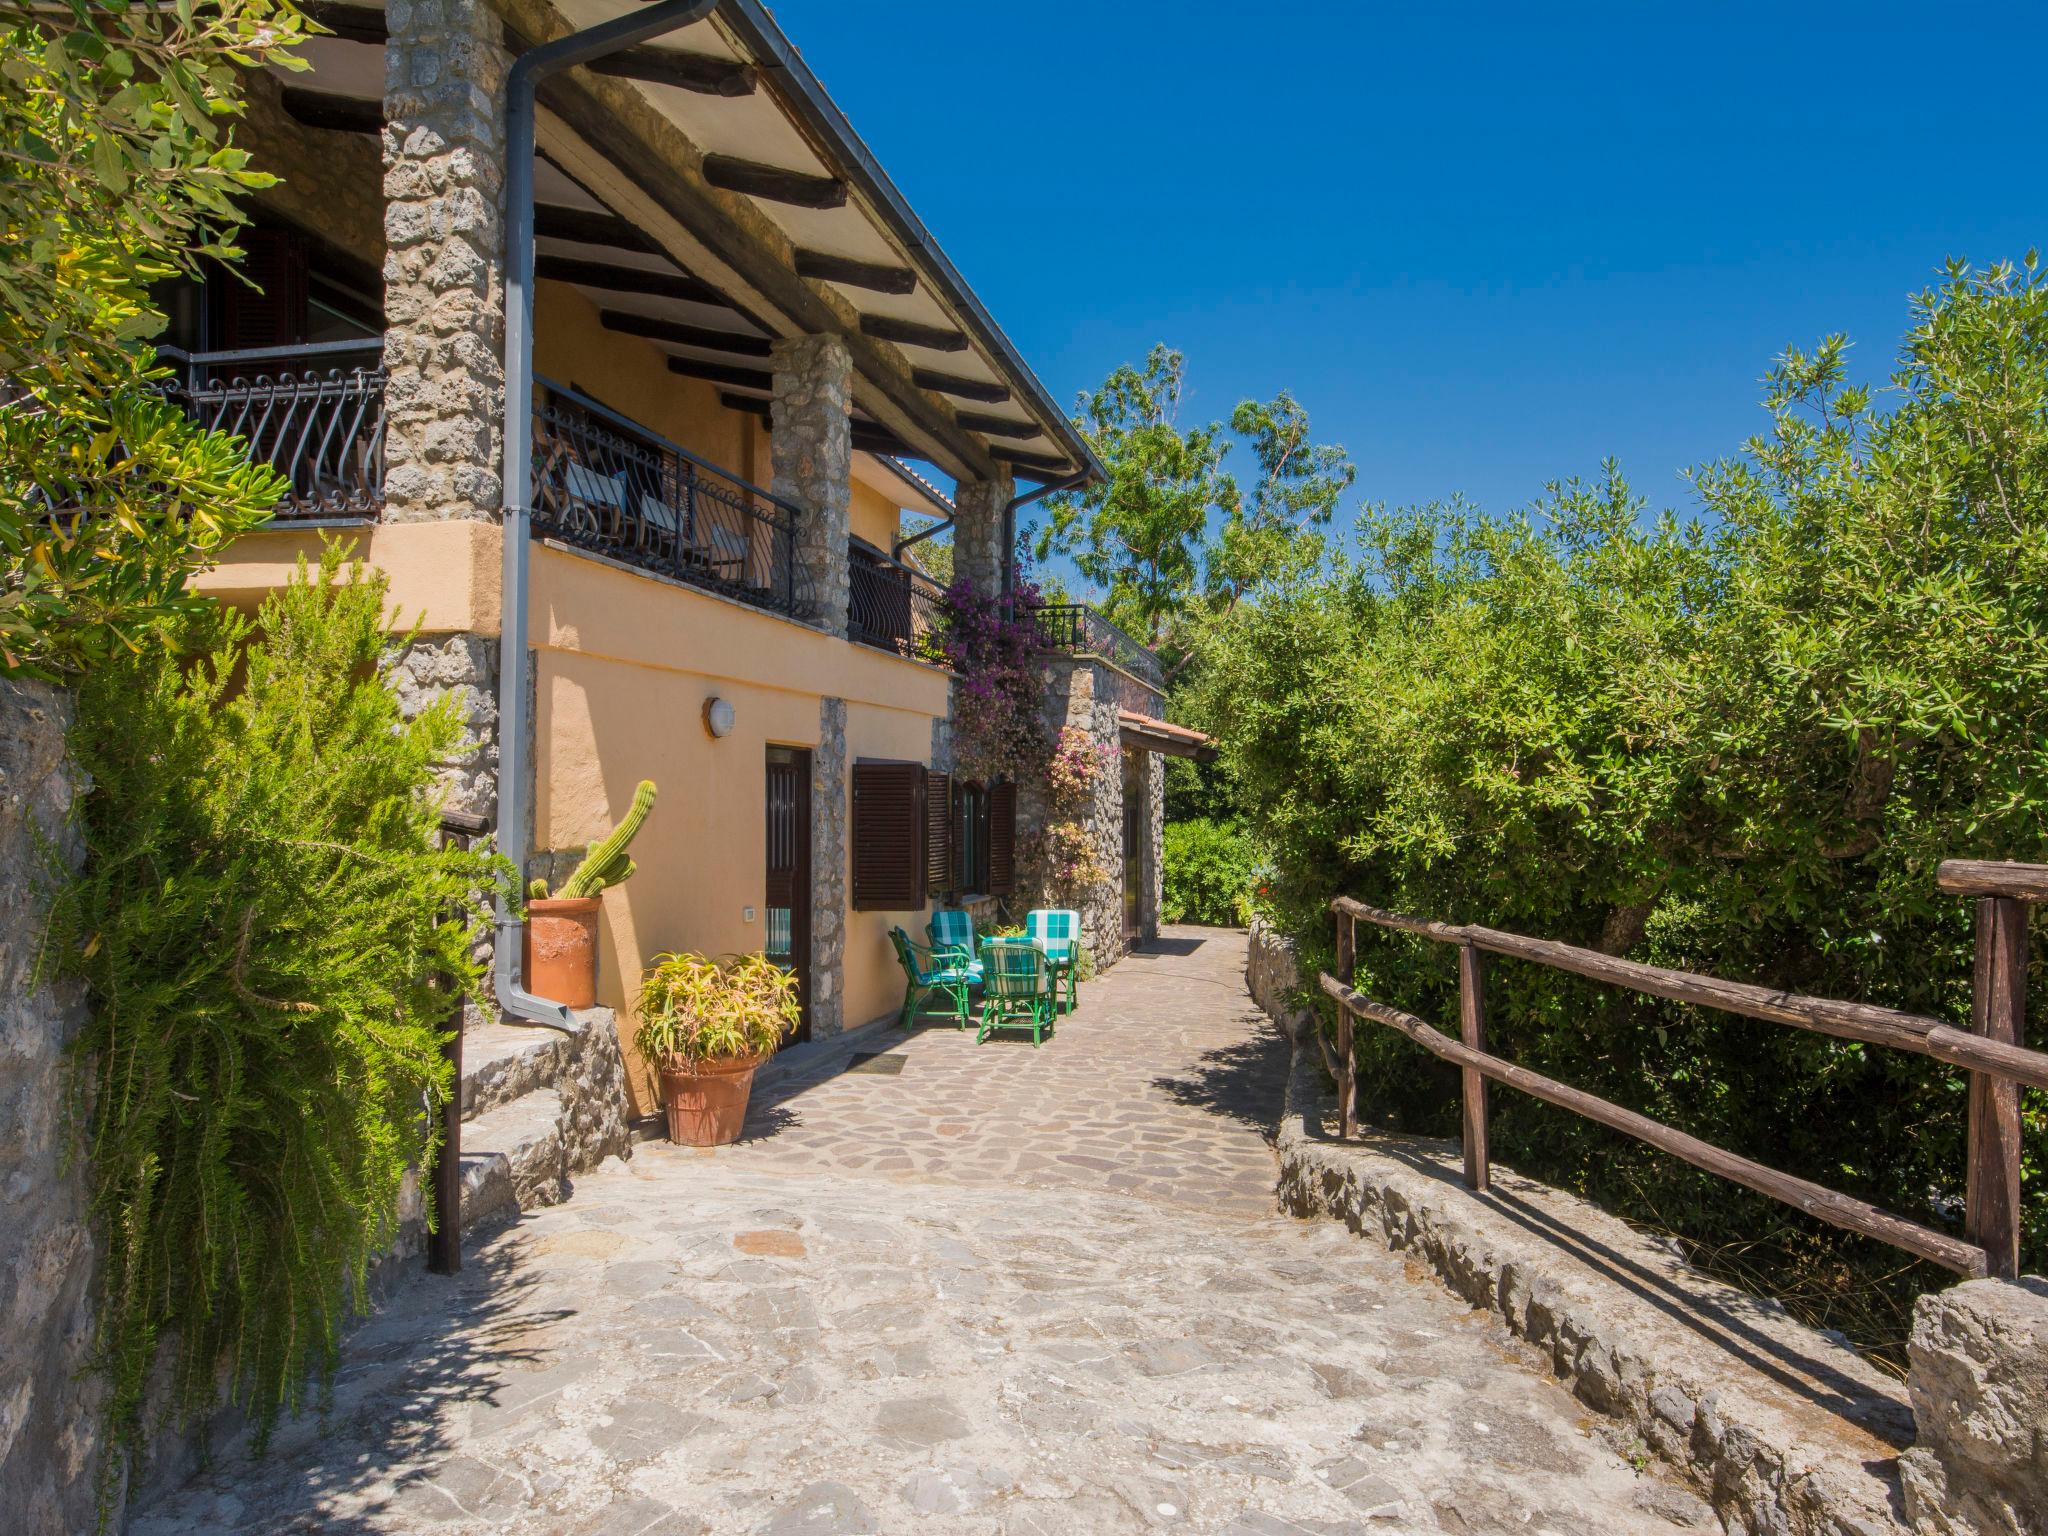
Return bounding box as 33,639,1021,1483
702,155,847,210
667,356,773,391
585,47,757,97
601,311,772,357
861,315,968,353
955,410,1044,440
535,254,727,306
793,250,917,295
912,368,1009,404
535,203,662,254
990,446,1078,478
301,2,386,45
279,86,380,137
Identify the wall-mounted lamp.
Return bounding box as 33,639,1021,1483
702,696,736,739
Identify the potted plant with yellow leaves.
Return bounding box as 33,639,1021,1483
524,780,655,1008
635,952,800,1145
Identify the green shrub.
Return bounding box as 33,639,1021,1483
46,546,508,1485
1163,817,1257,926
1187,258,2048,1363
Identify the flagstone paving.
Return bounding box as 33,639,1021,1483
130,928,1716,1536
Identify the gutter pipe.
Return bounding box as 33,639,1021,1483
1002,471,1089,598
495,0,718,1031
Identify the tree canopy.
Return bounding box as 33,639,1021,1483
1,0,308,677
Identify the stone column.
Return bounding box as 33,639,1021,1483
381,0,508,526
809,698,848,1038
953,473,1015,597
380,3,509,1020
769,335,853,636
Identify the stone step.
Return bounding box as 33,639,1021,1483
460,1088,569,1227
460,1012,608,1122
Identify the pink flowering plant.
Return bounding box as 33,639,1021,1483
1042,725,1116,890
939,576,1048,784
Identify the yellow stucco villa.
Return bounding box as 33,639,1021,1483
174,0,1208,1134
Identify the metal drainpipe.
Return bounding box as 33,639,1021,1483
495,0,718,1030
1002,471,1088,597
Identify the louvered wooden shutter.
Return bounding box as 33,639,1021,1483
851,761,926,910
220,227,309,350
924,769,952,895
988,779,1017,896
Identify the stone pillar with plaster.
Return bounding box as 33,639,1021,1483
809,698,849,1037
379,1,508,973
953,473,1015,597
770,335,853,637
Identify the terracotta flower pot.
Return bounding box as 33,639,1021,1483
523,896,602,1008
657,1052,764,1146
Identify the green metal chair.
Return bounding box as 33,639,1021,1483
1024,908,1081,1013
978,936,1056,1045
927,908,980,972
889,926,979,1029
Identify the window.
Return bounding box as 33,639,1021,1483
848,763,1014,910
950,779,1016,897
954,781,989,895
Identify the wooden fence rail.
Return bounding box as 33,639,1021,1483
1317,860,2048,1281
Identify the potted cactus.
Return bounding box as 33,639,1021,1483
635,952,800,1145
524,779,655,1008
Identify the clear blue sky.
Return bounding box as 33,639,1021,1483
775,1,2044,557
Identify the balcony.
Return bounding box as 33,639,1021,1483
158,340,386,520
848,542,947,661
1034,602,1166,712
530,379,812,622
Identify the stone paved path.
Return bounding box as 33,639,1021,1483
131,928,1715,1536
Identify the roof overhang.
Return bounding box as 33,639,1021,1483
1118,710,1218,762
283,0,1103,488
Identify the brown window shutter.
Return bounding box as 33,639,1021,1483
220,227,309,350
924,769,952,894
988,779,1017,896
851,760,925,911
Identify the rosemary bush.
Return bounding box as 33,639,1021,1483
46,546,507,1472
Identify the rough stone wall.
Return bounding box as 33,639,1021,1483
809,698,848,1038
1138,743,1165,941
241,72,387,271
381,0,509,525
1899,1276,2048,1536
0,682,106,1536
952,475,1014,596
770,334,853,636
1247,917,1313,1034
381,632,498,822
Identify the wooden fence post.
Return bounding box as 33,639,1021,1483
1968,896,2026,1281
1458,941,1491,1192
1335,907,1357,1139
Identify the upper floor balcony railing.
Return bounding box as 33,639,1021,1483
158,340,386,519
848,543,947,661
530,378,812,622
1033,601,1167,711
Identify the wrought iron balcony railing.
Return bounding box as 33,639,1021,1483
848,544,948,661
531,378,812,622
158,340,386,519
1033,601,1166,695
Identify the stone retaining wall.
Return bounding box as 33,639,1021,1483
0,682,106,1536
1247,926,2048,1536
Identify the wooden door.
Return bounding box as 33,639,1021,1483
766,747,813,1042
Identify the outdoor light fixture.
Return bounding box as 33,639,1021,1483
703,697,737,738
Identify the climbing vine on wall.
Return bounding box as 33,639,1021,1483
938,576,1048,785
44,547,508,1492
1043,724,1116,892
